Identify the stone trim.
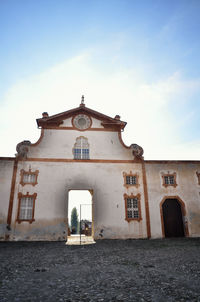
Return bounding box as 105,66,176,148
72,113,92,131
118,131,131,149
161,172,177,188
22,158,136,163
160,196,189,238
124,193,142,222
145,160,200,164
37,105,126,130
1,158,200,164
17,192,37,224
41,126,122,132
123,171,140,189
20,169,39,186
142,161,151,238
30,129,44,146
6,158,18,236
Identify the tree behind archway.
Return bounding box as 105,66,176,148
71,207,78,234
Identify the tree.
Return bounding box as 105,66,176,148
71,207,78,234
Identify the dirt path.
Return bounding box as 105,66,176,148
0,238,200,301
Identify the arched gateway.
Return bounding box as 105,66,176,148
160,197,188,238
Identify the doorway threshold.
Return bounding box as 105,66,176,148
66,235,96,245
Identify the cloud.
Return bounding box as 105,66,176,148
1,52,200,159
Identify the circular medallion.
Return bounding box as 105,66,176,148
73,114,92,130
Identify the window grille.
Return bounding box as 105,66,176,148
123,172,139,188
162,173,177,187
126,176,137,185
127,198,139,219
17,192,37,223
164,175,175,185
20,169,39,186
124,193,141,221
23,173,36,184
74,137,89,159
19,196,34,220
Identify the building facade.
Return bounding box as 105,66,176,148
1,99,200,241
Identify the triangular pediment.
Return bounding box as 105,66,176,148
37,104,126,130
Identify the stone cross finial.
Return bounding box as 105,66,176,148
81,95,84,104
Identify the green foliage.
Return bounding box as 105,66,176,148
71,207,78,234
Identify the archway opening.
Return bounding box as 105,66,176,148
162,198,185,238
67,190,94,245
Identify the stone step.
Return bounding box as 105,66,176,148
66,235,96,245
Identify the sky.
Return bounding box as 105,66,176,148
68,190,92,222
1,0,200,160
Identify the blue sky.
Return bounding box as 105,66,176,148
1,0,200,159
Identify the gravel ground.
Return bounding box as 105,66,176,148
0,238,200,302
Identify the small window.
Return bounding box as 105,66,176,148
196,172,200,185
73,137,89,160
123,171,139,188
126,176,137,185
20,169,39,186
17,192,37,223
164,175,174,185
124,193,141,222
162,173,177,187
23,173,36,184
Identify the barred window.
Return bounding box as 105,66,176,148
23,173,36,184
19,197,34,220
127,198,139,219
164,175,174,185
73,137,89,159
17,193,37,223
162,173,177,187
126,176,137,185
123,172,139,188
124,194,141,221
20,169,39,186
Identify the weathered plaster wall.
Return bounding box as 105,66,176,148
61,118,73,127
9,161,146,240
145,162,200,238
0,159,14,239
88,117,104,128
28,129,133,159
2,157,200,241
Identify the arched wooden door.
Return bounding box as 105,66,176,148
162,198,185,237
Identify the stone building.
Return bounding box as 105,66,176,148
0,97,200,241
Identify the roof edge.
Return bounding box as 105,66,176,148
144,160,200,164
37,105,127,129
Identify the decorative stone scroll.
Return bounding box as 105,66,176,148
130,144,144,159
16,140,31,159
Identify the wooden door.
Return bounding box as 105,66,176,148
162,199,184,237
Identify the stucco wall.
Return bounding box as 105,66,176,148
145,162,200,238
28,129,133,160
9,161,146,240
1,158,200,241
0,159,14,239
